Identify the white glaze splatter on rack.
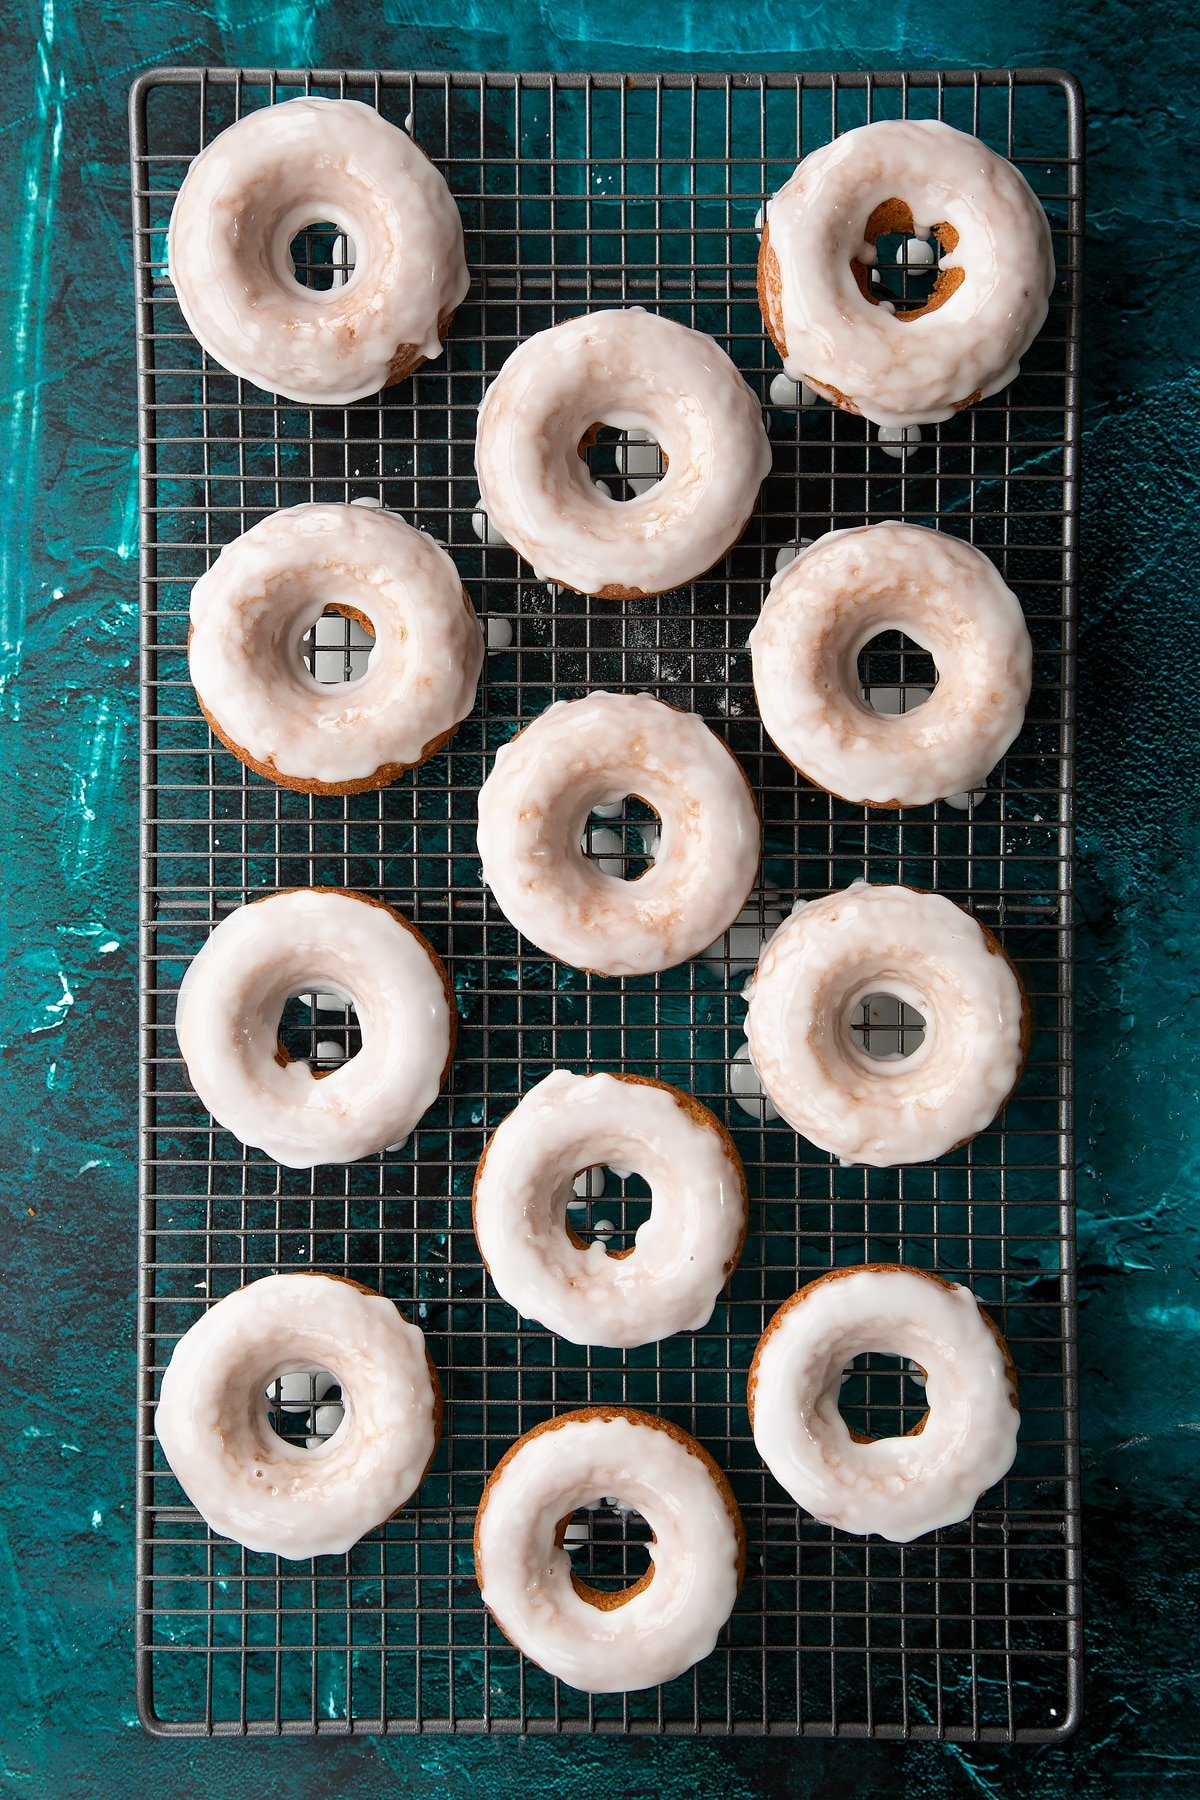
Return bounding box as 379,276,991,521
471,502,510,547
896,235,936,269
613,430,665,495
773,537,813,574
768,372,817,409
701,900,784,973
271,1368,337,1414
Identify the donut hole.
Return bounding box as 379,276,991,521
579,799,662,882
301,605,376,687
288,219,357,292
848,991,927,1060
275,990,362,1075
857,631,937,715
582,796,661,881
578,424,666,502
836,1352,929,1442
264,1367,345,1449
566,1167,653,1256
852,201,964,321
559,1500,655,1600
865,232,939,312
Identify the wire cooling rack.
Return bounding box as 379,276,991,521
129,66,1083,1740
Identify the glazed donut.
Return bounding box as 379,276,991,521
189,503,483,794
168,97,469,404
474,309,772,597
749,522,1032,806
473,1070,747,1348
155,1273,440,1559
476,691,760,976
748,1264,1019,1540
744,883,1026,1165
758,119,1055,426
475,1407,744,1692
176,888,454,1168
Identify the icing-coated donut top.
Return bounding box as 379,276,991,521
764,119,1055,426
473,1070,746,1347
475,1409,743,1692
744,882,1026,1166
476,690,760,976
168,98,469,405
154,1272,439,1559
748,522,1033,806
175,888,453,1168
749,1265,1019,1540
188,502,483,790
474,308,772,595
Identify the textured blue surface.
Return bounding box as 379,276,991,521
0,0,1197,1794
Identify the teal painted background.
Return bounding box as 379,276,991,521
1,0,1197,1794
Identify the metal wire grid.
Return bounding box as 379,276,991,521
129,66,1083,1740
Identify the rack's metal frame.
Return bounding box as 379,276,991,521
130,66,1083,1741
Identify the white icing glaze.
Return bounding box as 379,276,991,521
769,372,800,408
176,888,453,1168
749,522,1032,806
475,1409,742,1691
154,1273,438,1559
744,882,1025,1165
700,899,784,972
730,1043,779,1122
312,608,372,687
763,120,1055,426
189,503,483,791
613,429,665,495
572,1164,605,1202
473,1071,746,1348
329,232,355,285
471,502,510,547
476,691,760,975
583,824,627,878
896,236,936,269
168,98,469,405
877,718,987,811
308,1402,346,1448
749,1265,1019,1540
876,423,922,458
474,309,771,596
773,537,812,574
273,1367,337,1413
